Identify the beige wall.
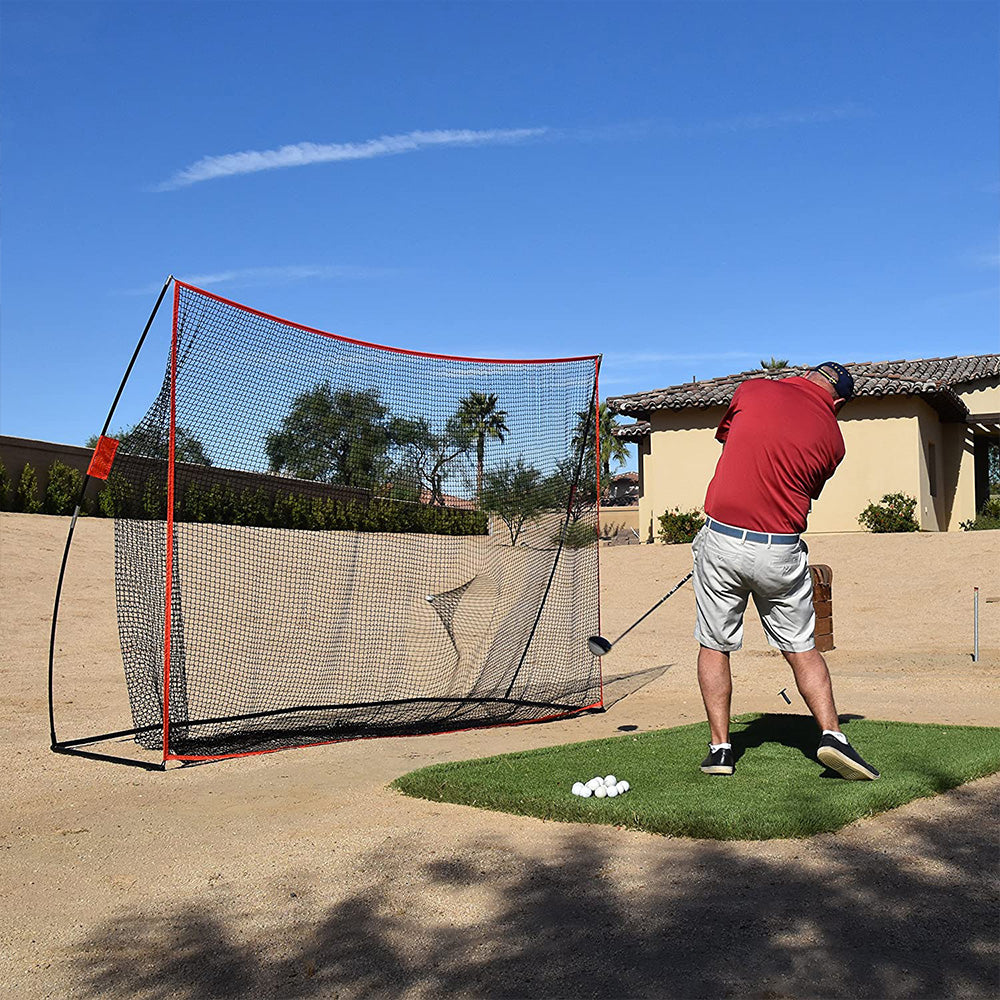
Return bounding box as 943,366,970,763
809,397,924,532
914,404,947,531
945,424,979,528
634,392,988,535
637,406,726,542
958,377,1000,416
598,506,640,536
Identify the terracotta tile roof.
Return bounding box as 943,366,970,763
607,354,999,426
612,421,650,441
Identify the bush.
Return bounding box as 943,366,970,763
44,461,84,515
0,459,10,511
96,472,489,536
16,463,43,513
959,496,1000,531
552,521,598,548
657,507,705,544
857,492,919,533
97,472,136,518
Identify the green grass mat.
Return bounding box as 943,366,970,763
391,714,1000,840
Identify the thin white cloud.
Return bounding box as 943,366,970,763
122,264,395,295
156,127,548,190
182,264,397,286
155,111,862,191
696,104,869,133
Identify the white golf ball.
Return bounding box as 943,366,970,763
594,785,607,798
615,781,629,794
604,775,617,787
571,782,586,796
578,786,592,797
606,784,618,797
586,777,603,790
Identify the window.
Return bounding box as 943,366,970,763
927,441,937,498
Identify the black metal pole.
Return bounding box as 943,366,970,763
48,275,173,749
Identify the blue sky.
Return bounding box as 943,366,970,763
2,0,997,470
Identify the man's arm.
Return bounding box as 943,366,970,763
715,386,743,445
810,447,846,500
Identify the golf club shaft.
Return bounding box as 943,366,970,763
609,570,693,647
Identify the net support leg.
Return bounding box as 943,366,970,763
48,275,173,752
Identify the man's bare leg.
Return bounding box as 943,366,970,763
782,648,840,732
697,645,733,745
785,648,879,779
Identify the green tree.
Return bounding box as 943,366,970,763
86,426,211,465
572,401,629,498
545,457,595,525
480,458,548,545
265,383,402,489
760,357,790,371
0,459,10,511
44,461,84,515
456,391,509,504
17,463,43,513
393,415,472,505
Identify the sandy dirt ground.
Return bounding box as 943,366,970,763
2,511,998,999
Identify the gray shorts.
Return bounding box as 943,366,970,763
691,522,815,653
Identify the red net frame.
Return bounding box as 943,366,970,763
53,278,604,766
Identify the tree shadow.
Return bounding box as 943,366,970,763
71,779,999,999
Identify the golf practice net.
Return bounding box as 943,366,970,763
62,281,603,762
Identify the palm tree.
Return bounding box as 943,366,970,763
760,356,790,372
573,401,629,484
599,402,629,480
457,391,509,504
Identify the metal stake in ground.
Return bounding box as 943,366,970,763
973,587,979,663
587,570,693,656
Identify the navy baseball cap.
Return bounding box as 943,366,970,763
813,361,855,400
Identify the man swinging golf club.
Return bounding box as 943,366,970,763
694,362,879,780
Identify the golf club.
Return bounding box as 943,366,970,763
587,570,693,656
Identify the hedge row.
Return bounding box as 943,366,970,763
0,459,487,536
0,459,83,516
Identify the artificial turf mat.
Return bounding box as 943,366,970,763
391,713,1000,840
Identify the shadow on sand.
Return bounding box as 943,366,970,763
598,663,672,709
71,775,997,999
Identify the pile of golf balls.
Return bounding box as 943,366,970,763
571,774,630,798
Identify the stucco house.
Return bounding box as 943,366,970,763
608,354,1000,536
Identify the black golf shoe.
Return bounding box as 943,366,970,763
817,734,879,780
700,745,734,775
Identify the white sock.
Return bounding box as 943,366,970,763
709,742,732,752
822,730,848,744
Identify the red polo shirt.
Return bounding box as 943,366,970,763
703,376,845,534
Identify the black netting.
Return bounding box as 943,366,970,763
108,283,601,758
